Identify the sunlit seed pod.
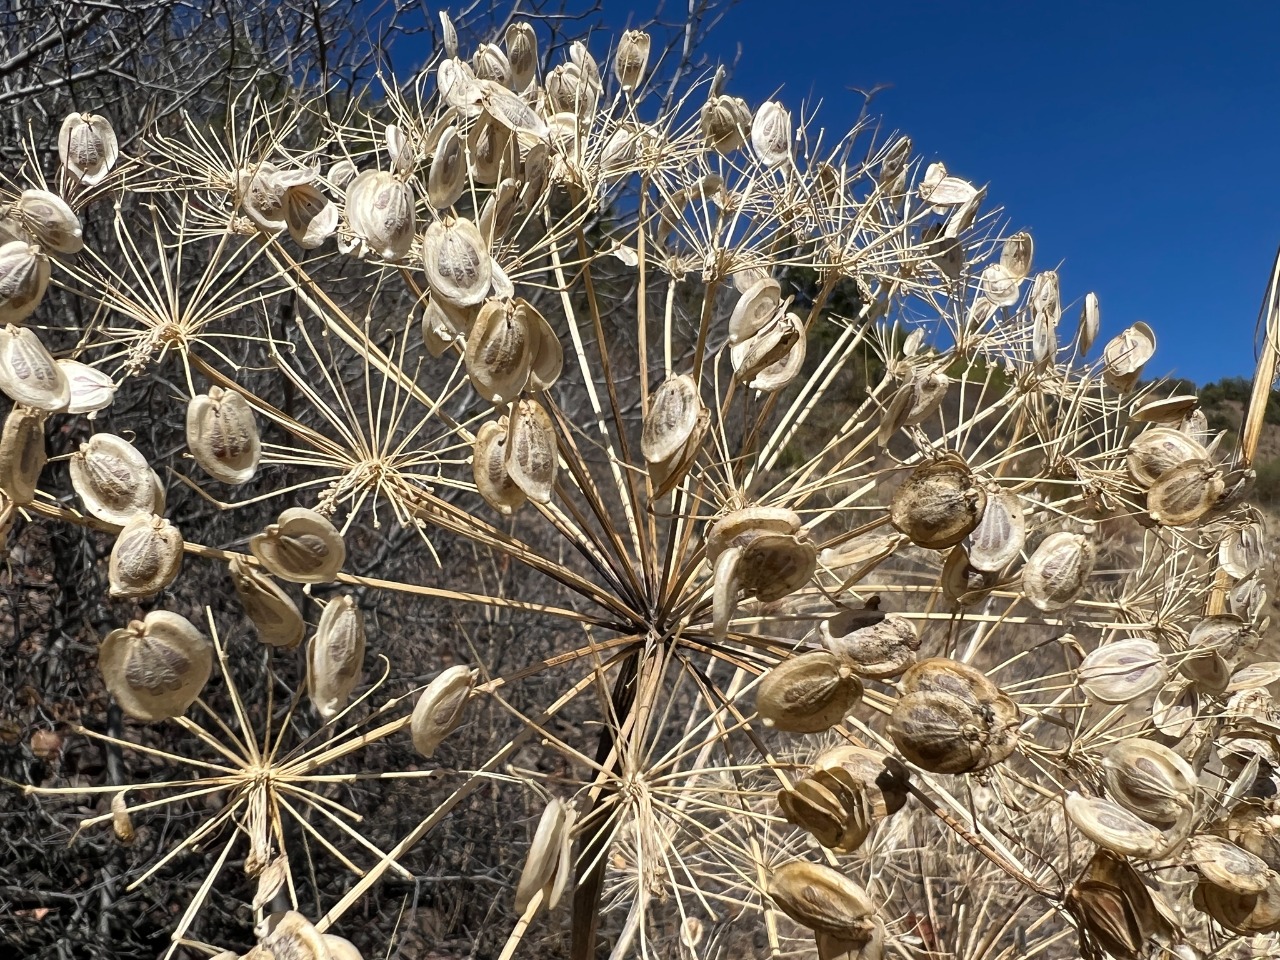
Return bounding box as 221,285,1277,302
522,299,563,391
1021,530,1095,612
812,768,874,851
0,323,67,411
1127,426,1207,488
248,911,329,960
642,374,701,465
812,746,911,819
1147,459,1224,527
649,408,709,497
422,295,477,357
345,170,416,261
777,775,848,849
0,406,46,505
1030,270,1061,330
918,161,978,211
1000,231,1034,280
978,262,1021,307
98,611,212,723
58,112,119,185
1229,576,1268,627
747,322,807,392
252,854,289,912
13,190,82,254
1067,849,1172,959
751,100,792,167
1130,394,1199,424
108,514,183,599
490,256,515,299
706,505,802,559
237,163,287,232
732,312,802,386
766,861,876,941
546,62,600,120
1102,321,1157,391
1227,660,1280,693
902,369,950,426
940,543,998,606
878,135,911,186
737,532,817,602
888,689,1019,774
521,140,550,202
186,386,261,485
423,218,491,307
427,125,466,209
1031,307,1057,370
898,656,1002,706
1077,291,1100,355
1187,613,1253,667
438,9,458,56
1185,836,1271,896
515,796,571,913
472,42,512,86
1196,874,1280,935
600,125,649,179
505,22,538,90
69,433,156,524
967,485,1025,573
700,94,752,154
282,182,338,249
465,299,532,404
250,507,346,584
410,664,477,758
889,455,986,551
57,359,115,416
477,80,548,141
478,177,520,243
756,650,862,733
307,595,365,721
1064,792,1168,859
1101,738,1196,826
822,614,919,680
505,397,557,504
228,555,304,649
110,791,134,845
322,936,364,960
728,277,782,345
613,29,651,90
327,158,357,189
1079,638,1168,704
437,57,483,117
817,919,886,960
473,418,526,515
1221,522,1266,580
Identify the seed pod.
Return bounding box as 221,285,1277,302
477,80,548,140
237,163,287,232
11,190,82,255
1000,232,1033,280
505,22,538,90
524,300,563,391
751,100,792,167
1030,270,1061,330
69,433,157,525
473,418,526,515
427,125,467,210
940,544,998,606
707,505,802,559
642,374,702,465
547,53,601,121
1065,792,1169,859
918,162,978,211
464,299,531,403
812,746,911,819
899,657,1002,704
186,386,261,485
283,182,338,249
700,93,752,154
345,170,416,261
228,555,304,649
1077,292,1100,355
323,936,364,960
1101,738,1196,826
1146,459,1223,527
888,688,1019,774
746,320,806,392
111,791,134,844
1022,531,1095,612
889,455,986,550
731,312,801,385
515,797,573,913
1127,427,1207,488
1130,394,1199,424
327,159,357,189
766,861,876,941
779,767,873,852
307,595,365,720
650,406,709,497
466,114,518,185
410,665,476,757
1102,322,1156,391
423,218,491,307
0,406,46,504
246,912,329,960
98,611,212,722
613,29,651,90
979,263,1020,307
967,485,1025,572
756,650,863,733
57,359,115,415
821,613,919,680
472,43,512,87
1067,849,1174,957
438,57,484,118
0,324,68,410
739,533,817,599
878,135,911,187
1079,638,1167,704
817,919,886,960
422,295,477,356
728,277,782,345
1185,835,1271,895
505,398,557,503
1221,523,1266,579
250,507,346,584
109,514,183,598
58,112,119,185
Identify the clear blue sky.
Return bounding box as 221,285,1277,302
402,2,1280,385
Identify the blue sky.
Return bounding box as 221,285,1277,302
404,2,1280,385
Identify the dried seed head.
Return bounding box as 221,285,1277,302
108,514,183,599
547,61,601,120
766,861,876,941
228,555,304,649
889,455,986,550
58,112,119,185
410,665,476,757
0,324,67,410
186,386,261,485
505,23,538,90
642,374,702,465
515,797,574,913
69,433,157,525
822,613,920,680
614,30,651,90
1127,426,1208,488
700,94,752,154
1021,530,1095,612
250,507,346,584
751,100,792,167
98,611,212,722
307,595,365,720
505,398,557,503
1146,459,1224,527
756,650,863,733
1079,638,1168,704
346,170,416,260
57,359,115,416
0,406,46,505
1103,321,1156,391
1064,792,1169,859
423,217,491,306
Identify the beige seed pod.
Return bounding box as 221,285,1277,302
69,433,157,525
731,312,801,385
524,300,563,391
345,170,416,261
706,505,802,559
899,656,1001,704
477,80,548,140
746,322,806,392
1101,738,1196,826
58,112,119,185
888,689,1019,774
473,418,527,515
437,57,484,117
472,42,512,87
1067,849,1173,958
323,936,365,960
1000,231,1034,280
0,324,68,411
1079,638,1167,704
751,100,792,167
700,93,752,154
1127,426,1207,488
464,299,532,404
1102,321,1156,391
967,485,1025,573
889,455,986,550
253,854,289,912
756,650,862,734
642,374,702,465
1146,459,1224,527
817,919,886,960
811,746,911,819
1151,679,1199,741
467,114,519,185
13,190,82,254
1221,522,1266,579
1185,835,1271,895
728,277,782,345
246,911,329,960
228,555,304,649
186,386,261,485
0,406,46,505
766,861,877,941
1077,291,1100,355
282,182,338,249
505,398,557,504
307,595,366,721
650,407,709,497
438,10,458,57
1030,270,1061,329
822,613,919,680
327,158,357,189
978,262,1021,307
613,29,651,90
250,507,346,584
111,790,134,844
1130,394,1199,424
940,544,998,606
108,514,183,599
237,162,288,232
422,295,477,357
505,22,538,90
515,796,572,913
423,218,491,307
1021,530,1095,612
777,774,854,850
410,664,476,758
737,532,817,601
98,610,212,723
1064,792,1169,859
428,125,466,210
918,161,978,211
0,241,49,325
57,359,115,416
